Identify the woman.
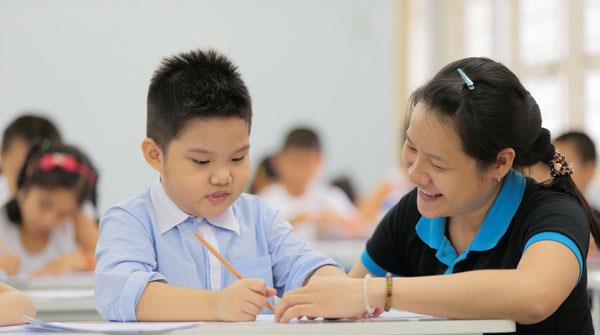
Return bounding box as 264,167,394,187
275,58,600,334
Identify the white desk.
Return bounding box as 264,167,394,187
173,319,516,335
3,273,99,321
6,319,515,335
23,288,100,321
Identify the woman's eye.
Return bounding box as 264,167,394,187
232,155,245,162
192,159,210,165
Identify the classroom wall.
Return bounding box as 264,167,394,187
0,0,398,213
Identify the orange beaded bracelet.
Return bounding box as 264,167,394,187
384,272,393,312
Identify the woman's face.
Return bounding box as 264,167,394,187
401,103,501,220
19,186,79,235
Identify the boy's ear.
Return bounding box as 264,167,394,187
141,138,164,172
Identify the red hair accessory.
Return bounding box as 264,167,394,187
32,153,96,185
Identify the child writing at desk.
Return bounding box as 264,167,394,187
0,282,35,326
95,49,344,322
0,144,99,276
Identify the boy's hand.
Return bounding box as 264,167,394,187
216,278,277,321
0,252,21,275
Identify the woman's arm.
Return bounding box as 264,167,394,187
0,283,35,326
276,240,578,324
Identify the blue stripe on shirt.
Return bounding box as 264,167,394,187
524,232,583,281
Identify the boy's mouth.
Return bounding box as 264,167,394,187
206,191,230,204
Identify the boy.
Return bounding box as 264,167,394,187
258,128,365,241
95,49,344,322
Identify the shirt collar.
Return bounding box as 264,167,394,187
150,179,240,235
416,169,526,252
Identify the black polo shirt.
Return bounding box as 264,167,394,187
363,171,592,335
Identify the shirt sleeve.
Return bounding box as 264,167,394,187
519,193,590,281
364,189,418,276
95,207,166,321
262,204,342,295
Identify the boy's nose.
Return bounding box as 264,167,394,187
209,170,232,185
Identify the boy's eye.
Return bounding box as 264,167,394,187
232,155,245,162
192,159,210,165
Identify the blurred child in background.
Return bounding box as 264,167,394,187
0,115,61,206
358,166,413,224
0,144,99,276
259,127,365,241
248,155,278,194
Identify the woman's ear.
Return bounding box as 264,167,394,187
141,138,164,172
493,148,516,181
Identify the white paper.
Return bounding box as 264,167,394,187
368,309,442,321
255,309,440,323
0,325,29,333
24,317,200,333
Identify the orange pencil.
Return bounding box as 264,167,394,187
194,232,276,312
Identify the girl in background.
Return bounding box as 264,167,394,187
0,143,99,276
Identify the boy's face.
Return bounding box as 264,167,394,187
276,147,322,191
143,118,250,218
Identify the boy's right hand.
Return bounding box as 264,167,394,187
0,252,21,275
216,278,277,321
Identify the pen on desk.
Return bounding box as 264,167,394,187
194,232,276,312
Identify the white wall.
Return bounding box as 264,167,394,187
0,0,398,213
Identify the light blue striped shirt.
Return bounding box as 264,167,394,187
95,180,339,321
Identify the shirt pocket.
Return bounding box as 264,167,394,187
230,255,274,288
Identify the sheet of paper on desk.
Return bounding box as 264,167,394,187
367,309,443,321
24,317,200,333
254,309,442,323
0,325,29,333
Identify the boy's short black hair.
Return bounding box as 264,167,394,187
147,49,252,150
283,127,321,151
1,114,62,153
555,131,597,163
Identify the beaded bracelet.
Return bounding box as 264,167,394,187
384,272,393,312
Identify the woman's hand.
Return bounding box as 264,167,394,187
275,276,382,323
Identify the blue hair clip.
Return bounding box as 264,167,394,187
457,68,475,90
